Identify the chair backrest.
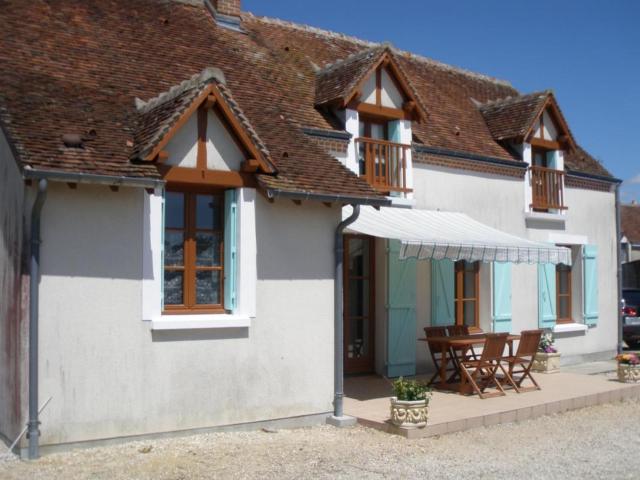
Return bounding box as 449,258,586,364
479,333,508,362
446,325,468,337
424,326,447,338
516,329,543,358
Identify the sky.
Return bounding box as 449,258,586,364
243,0,640,203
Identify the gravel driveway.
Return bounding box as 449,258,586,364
1,399,638,480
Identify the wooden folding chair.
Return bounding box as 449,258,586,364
446,324,479,363
423,326,454,386
502,329,543,392
459,333,516,399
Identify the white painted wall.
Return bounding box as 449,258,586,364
361,73,376,105
206,110,244,171
543,110,558,141
165,113,198,168
380,69,403,109
0,129,26,443
398,163,619,365
36,184,339,446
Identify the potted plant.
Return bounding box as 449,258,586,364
616,353,640,383
532,332,561,373
389,377,431,429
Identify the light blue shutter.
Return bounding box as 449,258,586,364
538,264,556,328
583,245,598,326
431,259,455,326
492,262,512,333
387,239,417,377
389,120,402,143
546,150,558,169
224,189,238,312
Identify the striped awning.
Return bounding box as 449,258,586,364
344,206,572,265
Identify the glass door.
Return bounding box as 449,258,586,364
344,235,375,374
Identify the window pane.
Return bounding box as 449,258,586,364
164,271,183,305
196,270,221,305
558,266,570,295
196,195,222,230
165,192,184,229
347,317,369,359
348,239,370,277
196,232,222,266
348,279,369,318
164,231,184,266
559,296,570,319
463,301,476,327
463,270,476,298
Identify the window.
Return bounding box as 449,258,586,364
455,261,479,327
556,263,572,323
164,190,225,313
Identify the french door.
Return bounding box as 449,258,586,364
344,235,375,374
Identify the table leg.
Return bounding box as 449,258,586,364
439,342,448,388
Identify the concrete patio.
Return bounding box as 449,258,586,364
344,368,640,439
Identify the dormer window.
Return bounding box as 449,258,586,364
314,46,427,200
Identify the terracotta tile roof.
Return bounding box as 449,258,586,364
478,91,550,141
0,0,613,197
564,145,612,178
622,204,640,244
315,44,388,107
132,67,273,170
314,44,428,120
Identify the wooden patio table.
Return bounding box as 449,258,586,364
418,333,520,393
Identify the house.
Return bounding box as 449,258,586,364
622,202,640,263
0,0,621,457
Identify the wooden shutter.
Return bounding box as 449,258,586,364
431,259,455,326
583,245,599,326
224,189,238,312
492,262,512,333
538,263,557,328
387,239,417,377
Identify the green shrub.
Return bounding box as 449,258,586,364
391,377,431,402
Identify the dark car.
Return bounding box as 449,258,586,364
623,288,640,346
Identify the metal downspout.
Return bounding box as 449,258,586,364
333,205,360,419
616,184,623,354
28,179,47,459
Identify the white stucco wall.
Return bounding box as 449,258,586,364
165,113,198,168
387,163,619,368
36,184,338,446
0,130,26,443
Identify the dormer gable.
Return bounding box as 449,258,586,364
315,45,427,122
479,90,576,152
132,67,275,187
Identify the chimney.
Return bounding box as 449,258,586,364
207,0,242,31
212,0,240,17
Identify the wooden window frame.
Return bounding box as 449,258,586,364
454,261,480,328
556,263,573,324
163,187,226,314
343,235,376,374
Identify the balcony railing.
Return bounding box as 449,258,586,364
530,165,566,211
355,137,412,194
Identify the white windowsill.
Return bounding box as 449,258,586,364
388,197,416,208
524,211,566,222
151,314,252,330
553,322,588,333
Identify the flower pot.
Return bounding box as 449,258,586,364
389,397,428,429
617,363,640,383
532,352,561,373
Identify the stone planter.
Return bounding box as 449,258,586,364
389,397,428,429
617,363,640,383
532,352,561,373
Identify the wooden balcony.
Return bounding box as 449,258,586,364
356,137,412,195
530,165,567,211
